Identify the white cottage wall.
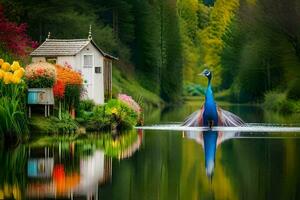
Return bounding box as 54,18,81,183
77,43,105,104
56,56,76,69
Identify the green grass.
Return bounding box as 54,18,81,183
28,114,79,135
112,67,163,108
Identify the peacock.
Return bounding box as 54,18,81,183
182,69,245,128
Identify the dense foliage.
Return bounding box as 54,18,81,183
0,0,183,103
1,0,300,107
0,5,36,57
220,0,300,103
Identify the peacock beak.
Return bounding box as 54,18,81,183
199,71,206,76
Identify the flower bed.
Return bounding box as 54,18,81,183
0,59,28,140
53,64,83,118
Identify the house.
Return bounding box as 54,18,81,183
30,30,118,104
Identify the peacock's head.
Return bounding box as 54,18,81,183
200,69,212,80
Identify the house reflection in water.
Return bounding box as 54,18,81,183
26,146,112,199
183,131,239,178
26,131,143,199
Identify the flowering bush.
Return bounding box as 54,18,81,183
54,64,83,118
25,62,56,88
0,5,37,56
55,64,83,85
118,94,142,115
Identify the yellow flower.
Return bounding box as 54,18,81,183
0,58,4,66
1,62,10,71
0,69,4,79
111,108,118,114
14,68,25,79
11,74,21,84
3,72,13,84
10,61,21,71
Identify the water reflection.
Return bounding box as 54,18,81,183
183,130,239,178
0,130,143,199
26,147,112,199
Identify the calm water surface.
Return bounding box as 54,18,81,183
1,102,300,200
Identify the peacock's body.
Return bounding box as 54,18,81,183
182,69,245,128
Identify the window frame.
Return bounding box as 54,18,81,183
46,57,57,64
82,54,94,68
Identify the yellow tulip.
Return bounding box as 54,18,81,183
11,75,20,84
0,58,4,66
10,61,21,71
3,72,13,84
14,68,24,79
1,62,10,71
0,69,4,79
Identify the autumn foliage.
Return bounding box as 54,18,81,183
0,5,37,56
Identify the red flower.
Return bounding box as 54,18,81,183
53,80,65,99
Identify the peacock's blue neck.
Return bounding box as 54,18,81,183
202,75,218,126
205,80,215,105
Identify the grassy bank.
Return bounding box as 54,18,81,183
112,67,163,108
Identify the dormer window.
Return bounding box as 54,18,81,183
83,54,93,68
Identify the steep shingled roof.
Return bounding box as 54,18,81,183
30,39,118,60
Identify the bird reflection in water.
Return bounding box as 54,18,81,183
183,130,239,178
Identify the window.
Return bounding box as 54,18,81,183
83,55,93,68
95,67,101,73
46,57,57,64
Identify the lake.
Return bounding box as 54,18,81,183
1,102,300,200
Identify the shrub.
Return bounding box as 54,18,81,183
64,84,82,110
263,91,296,114
84,105,110,131
118,94,141,114
25,62,56,88
263,91,286,112
105,99,138,129
85,99,139,132
287,79,300,100
79,99,95,112
51,112,79,134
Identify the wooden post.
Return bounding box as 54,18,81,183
28,106,31,118
45,105,47,117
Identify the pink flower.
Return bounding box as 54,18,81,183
118,94,142,114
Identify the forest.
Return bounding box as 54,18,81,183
1,0,300,109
